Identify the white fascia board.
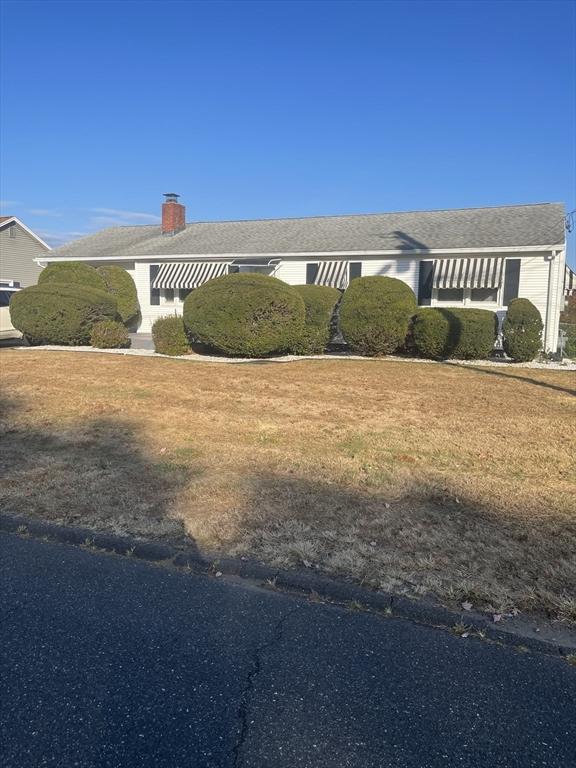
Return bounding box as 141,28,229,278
0,217,52,251
35,243,564,264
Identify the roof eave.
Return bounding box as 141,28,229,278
35,242,566,264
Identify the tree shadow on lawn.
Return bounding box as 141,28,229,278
442,361,576,397
1,390,574,619
201,472,576,620
0,391,199,546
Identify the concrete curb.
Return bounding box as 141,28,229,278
1,513,574,658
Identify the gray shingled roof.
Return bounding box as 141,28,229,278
47,203,565,260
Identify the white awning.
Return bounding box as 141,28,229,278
314,261,349,289
152,262,230,289
433,257,504,290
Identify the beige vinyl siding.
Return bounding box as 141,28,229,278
0,223,48,287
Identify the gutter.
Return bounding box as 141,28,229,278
34,243,566,265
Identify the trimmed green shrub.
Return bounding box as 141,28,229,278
339,276,417,355
559,295,576,360
97,265,140,326
10,283,118,346
291,284,341,354
561,325,576,359
38,261,107,291
152,315,190,356
90,319,131,349
412,307,498,360
183,273,305,357
502,298,543,362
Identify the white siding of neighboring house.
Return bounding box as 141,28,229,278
45,250,566,350
0,222,48,287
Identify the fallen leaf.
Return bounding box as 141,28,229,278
461,601,473,611
302,559,312,568
215,571,223,578
493,613,502,623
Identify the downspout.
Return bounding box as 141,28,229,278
544,250,558,353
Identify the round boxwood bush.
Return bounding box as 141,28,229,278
90,319,131,349
183,273,305,357
502,298,543,362
412,308,498,359
10,283,118,346
97,265,140,326
290,284,341,354
152,315,190,356
38,261,107,291
339,276,417,355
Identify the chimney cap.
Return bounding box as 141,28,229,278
163,193,180,203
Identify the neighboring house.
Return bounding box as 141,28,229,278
37,195,568,351
0,216,51,287
0,217,51,338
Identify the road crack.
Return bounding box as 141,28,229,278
232,605,299,767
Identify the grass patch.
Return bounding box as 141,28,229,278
1,350,575,621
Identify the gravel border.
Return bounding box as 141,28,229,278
1,513,574,657
9,344,576,371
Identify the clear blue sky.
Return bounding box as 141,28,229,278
1,0,575,263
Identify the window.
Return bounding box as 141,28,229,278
418,260,433,305
436,288,464,303
161,288,175,304
349,262,362,281
470,287,498,303
179,288,192,302
238,265,273,275
0,291,12,307
502,259,521,306
150,265,160,306
306,263,319,284
228,265,240,274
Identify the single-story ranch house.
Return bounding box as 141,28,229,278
37,195,571,351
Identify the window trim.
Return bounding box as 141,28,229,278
431,284,502,307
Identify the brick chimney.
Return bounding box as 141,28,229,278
162,193,186,235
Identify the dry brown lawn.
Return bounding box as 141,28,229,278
1,349,575,620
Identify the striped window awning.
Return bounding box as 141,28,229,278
314,261,349,290
152,262,229,289
433,257,504,290
565,265,576,296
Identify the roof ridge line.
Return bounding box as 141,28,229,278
107,201,564,229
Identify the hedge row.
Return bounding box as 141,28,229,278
97,265,140,326
340,276,417,355
11,261,140,348
183,273,306,357
10,284,118,346
13,265,545,361
412,308,498,360
290,284,341,355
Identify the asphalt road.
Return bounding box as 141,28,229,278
1,533,575,768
